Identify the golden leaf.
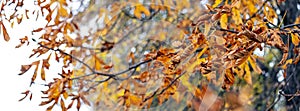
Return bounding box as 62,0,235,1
291,33,299,46
248,56,262,74
244,63,252,85
59,5,68,17
62,91,68,99
281,59,293,69
220,14,228,29
60,99,67,111
134,4,150,19
212,0,222,8
129,95,142,106
232,8,243,25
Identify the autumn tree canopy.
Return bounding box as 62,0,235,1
1,0,300,110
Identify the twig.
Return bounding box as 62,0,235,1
85,76,112,92
143,71,186,102
116,22,144,44
282,23,300,29
71,58,154,80
266,93,281,111
279,91,300,97
219,28,239,34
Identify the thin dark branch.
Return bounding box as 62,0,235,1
36,41,114,77
37,42,95,73
266,93,281,111
143,71,186,102
282,23,300,29
115,67,137,80
71,58,154,80
85,76,113,92
219,28,239,34
116,22,144,44
279,91,300,97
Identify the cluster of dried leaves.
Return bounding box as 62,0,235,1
2,0,300,110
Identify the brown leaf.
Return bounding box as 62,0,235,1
29,93,33,101
1,21,10,41
18,64,32,75
19,90,30,101
76,99,81,111
41,67,46,80
32,28,43,32
46,103,55,111
80,95,91,106
61,99,67,111
67,100,75,109
31,61,40,86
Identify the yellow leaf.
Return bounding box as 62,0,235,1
94,55,104,71
62,91,68,99
212,0,222,8
291,33,299,46
129,95,142,106
59,5,68,17
248,56,262,74
247,1,257,15
134,4,150,19
281,59,293,69
232,8,243,25
244,64,252,85
220,14,228,29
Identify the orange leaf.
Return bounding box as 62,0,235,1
129,95,142,106
59,5,68,17
281,59,293,69
62,91,68,99
61,99,67,111
134,4,150,19
220,14,228,29
291,33,299,46
41,67,46,81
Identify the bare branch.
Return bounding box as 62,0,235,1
143,71,186,102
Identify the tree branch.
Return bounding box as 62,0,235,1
143,71,186,102
71,57,154,80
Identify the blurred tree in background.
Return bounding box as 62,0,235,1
1,0,300,110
